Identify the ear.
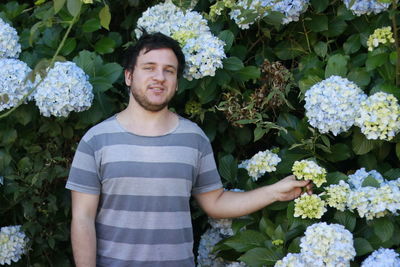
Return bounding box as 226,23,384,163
124,69,133,86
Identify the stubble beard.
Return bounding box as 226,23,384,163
130,86,174,112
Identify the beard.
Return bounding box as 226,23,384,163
130,86,175,112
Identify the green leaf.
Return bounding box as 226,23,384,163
324,18,347,37
97,63,123,84
94,37,116,54
373,218,394,242
396,143,400,161
218,154,237,183
239,247,284,267
354,238,374,256
263,11,284,26
305,15,328,32
1,129,17,146
311,0,329,13
275,41,305,60
343,34,361,55
361,175,381,188
366,53,388,71
370,83,400,99
0,150,12,173
224,230,267,252
99,4,111,30
17,157,32,173
195,79,217,104
325,54,348,78
313,41,327,57
60,37,76,56
254,127,266,142
352,130,375,155
235,66,260,82
91,77,113,92
82,18,101,33
53,0,66,14
223,57,244,71
218,30,234,52
347,68,370,87
324,143,352,162
66,0,81,16
299,75,322,94
334,211,356,232
326,172,348,185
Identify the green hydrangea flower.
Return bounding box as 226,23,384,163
294,193,327,219
367,26,395,51
292,160,327,187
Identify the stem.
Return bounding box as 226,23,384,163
302,19,312,53
391,0,400,86
0,13,79,119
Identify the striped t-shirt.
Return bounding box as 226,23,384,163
66,115,222,267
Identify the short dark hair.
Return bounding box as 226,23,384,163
122,29,186,78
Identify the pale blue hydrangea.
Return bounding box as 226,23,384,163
239,149,281,181
354,92,400,141
0,225,29,265
305,76,367,136
343,0,391,16
135,2,226,80
0,18,21,59
0,58,33,112
34,61,93,117
324,180,351,211
230,0,309,29
274,253,306,267
347,168,385,189
225,262,247,267
361,248,400,267
300,222,356,267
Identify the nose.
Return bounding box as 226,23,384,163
153,68,166,82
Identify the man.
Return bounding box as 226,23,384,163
66,31,312,267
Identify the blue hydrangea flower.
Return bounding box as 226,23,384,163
305,75,367,136
0,18,21,59
361,248,400,267
0,225,29,265
33,61,93,117
343,0,391,16
0,58,33,112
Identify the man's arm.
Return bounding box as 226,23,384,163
71,191,99,267
194,175,312,219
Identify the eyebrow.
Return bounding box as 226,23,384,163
140,62,177,70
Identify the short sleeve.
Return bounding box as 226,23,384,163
192,138,223,195
66,138,101,195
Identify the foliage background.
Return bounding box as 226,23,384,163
0,0,400,266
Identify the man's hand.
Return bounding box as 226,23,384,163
270,175,313,202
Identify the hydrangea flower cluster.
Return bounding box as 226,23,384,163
239,149,281,181
367,26,395,51
135,2,226,80
305,76,367,136
347,168,385,189
0,18,21,59
300,222,356,266
33,61,94,117
343,0,391,16
361,248,400,267
354,92,400,141
197,228,227,267
324,180,351,211
0,59,33,112
0,225,29,265
274,253,306,267
229,0,309,29
292,159,327,187
294,193,327,219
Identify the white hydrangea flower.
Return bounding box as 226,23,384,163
34,61,94,117
229,0,309,29
300,222,356,267
135,2,226,80
361,248,400,267
208,218,234,236
0,225,29,265
347,168,385,189
224,262,247,267
325,180,351,211
0,18,21,59
355,92,400,141
292,159,327,187
343,0,391,16
305,75,367,136
239,149,281,181
0,58,33,112
274,253,306,267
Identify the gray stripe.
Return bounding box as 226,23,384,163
199,153,218,174
97,255,194,267
96,223,193,244
86,132,209,152
98,239,194,261
102,177,191,197
66,182,100,195
82,117,121,141
68,167,99,187
100,194,190,212
196,169,221,187
96,209,192,229
101,162,194,181
71,150,97,173
76,139,94,155
100,145,200,167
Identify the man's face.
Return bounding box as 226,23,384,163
125,48,179,112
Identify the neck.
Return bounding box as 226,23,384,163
117,94,178,136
